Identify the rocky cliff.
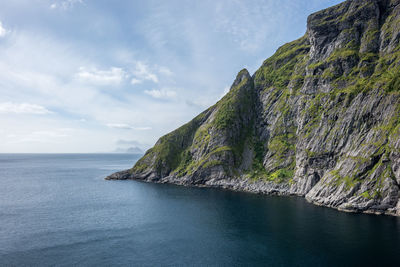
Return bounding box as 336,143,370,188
107,0,400,216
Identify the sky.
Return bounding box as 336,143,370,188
0,0,343,153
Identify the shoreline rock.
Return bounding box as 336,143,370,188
106,169,400,217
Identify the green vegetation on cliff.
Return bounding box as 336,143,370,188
121,0,400,216
133,109,211,176
132,69,257,179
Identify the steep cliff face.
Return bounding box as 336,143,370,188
107,0,400,216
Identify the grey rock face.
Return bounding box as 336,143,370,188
107,0,400,216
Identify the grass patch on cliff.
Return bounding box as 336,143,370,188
254,36,310,90
360,190,381,200
248,166,294,184
174,146,233,177
213,70,253,130
132,109,209,176
247,140,269,180
212,70,257,167
246,136,295,183
266,167,295,183
328,169,359,191
269,133,295,158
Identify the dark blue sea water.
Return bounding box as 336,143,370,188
0,154,399,266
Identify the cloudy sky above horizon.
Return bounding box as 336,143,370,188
0,0,343,153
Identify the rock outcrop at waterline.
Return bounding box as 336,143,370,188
107,0,400,216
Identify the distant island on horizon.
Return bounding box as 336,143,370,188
112,146,144,154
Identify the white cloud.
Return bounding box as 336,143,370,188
30,130,68,138
144,88,177,99
0,21,8,37
132,61,158,83
7,129,72,144
0,30,175,152
131,78,142,85
130,63,172,85
213,0,284,52
106,123,151,130
76,66,126,86
158,66,173,76
220,86,230,98
0,102,52,115
134,127,152,130
106,123,133,129
50,0,84,10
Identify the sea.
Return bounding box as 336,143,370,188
0,153,399,266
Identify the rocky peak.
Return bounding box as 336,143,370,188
307,0,380,61
232,68,251,87
307,0,400,61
